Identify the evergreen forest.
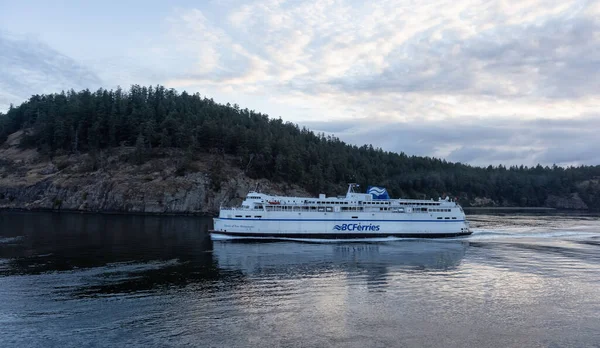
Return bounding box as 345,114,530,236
1,85,599,209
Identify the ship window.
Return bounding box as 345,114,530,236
245,215,251,218
255,216,262,218
352,216,358,219
445,217,450,219
452,217,457,219
437,217,443,219
326,207,333,212
318,207,325,212
235,215,242,217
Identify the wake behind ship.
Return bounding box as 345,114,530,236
210,184,471,240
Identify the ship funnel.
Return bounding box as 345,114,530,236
367,186,390,199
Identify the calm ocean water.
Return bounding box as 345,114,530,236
1,211,599,347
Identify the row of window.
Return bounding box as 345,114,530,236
305,201,351,205
232,214,457,220
261,200,446,207
260,205,444,213
265,206,367,212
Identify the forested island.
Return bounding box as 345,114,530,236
1,85,599,213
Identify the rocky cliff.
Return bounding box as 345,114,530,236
0,133,308,215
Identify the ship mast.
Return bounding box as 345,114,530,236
346,183,359,197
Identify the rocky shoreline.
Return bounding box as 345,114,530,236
0,143,308,215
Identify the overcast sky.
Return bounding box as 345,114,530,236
1,0,599,167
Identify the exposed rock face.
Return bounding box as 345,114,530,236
470,197,497,207
545,193,589,210
0,146,308,215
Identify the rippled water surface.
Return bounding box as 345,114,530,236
1,211,600,347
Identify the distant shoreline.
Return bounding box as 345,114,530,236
463,207,557,211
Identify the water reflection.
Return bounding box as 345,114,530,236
213,240,469,276
0,211,214,276
0,212,228,298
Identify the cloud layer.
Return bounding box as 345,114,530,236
303,114,600,166
0,32,102,110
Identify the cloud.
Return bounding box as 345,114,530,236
0,32,102,111
302,114,600,166
330,6,600,100
160,1,600,114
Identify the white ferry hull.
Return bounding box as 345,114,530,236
211,216,471,239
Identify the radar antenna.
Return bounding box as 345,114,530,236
347,183,359,196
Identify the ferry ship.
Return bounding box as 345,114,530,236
210,184,471,239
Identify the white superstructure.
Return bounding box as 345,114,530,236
211,184,471,239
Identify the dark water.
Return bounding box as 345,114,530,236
1,212,599,347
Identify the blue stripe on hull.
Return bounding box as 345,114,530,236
209,230,472,239
217,218,465,222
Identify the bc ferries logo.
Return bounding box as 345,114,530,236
367,186,390,200
334,223,380,231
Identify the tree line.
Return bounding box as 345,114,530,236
1,85,599,208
